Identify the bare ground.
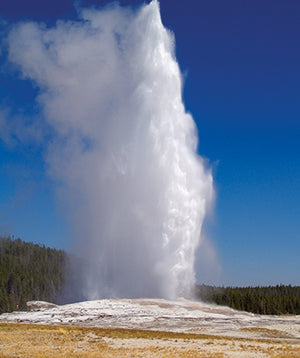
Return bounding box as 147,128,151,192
0,298,299,357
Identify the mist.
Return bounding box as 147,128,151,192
7,0,214,300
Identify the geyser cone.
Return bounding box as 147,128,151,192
7,0,214,299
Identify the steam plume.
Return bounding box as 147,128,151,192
7,1,213,299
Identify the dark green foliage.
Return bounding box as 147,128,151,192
0,236,66,314
195,284,300,315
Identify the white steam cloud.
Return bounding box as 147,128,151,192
7,0,214,299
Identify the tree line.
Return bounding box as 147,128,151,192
0,236,66,314
0,236,299,315
194,284,300,315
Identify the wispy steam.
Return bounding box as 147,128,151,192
6,0,214,299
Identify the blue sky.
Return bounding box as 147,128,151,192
0,0,299,287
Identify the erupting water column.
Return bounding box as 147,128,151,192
7,0,214,299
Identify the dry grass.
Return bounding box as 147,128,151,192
0,323,299,357
240,327,294,339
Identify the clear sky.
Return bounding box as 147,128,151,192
0,0,299,287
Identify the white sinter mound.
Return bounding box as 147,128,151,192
1,298,299,341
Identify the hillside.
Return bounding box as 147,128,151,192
0,236,66,313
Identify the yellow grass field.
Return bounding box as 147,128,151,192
0,323,299,358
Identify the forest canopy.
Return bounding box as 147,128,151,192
0,236,66,313
195,284,300,315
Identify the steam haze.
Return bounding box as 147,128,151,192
7,1,214,299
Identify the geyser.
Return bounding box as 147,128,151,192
7,0,213,299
